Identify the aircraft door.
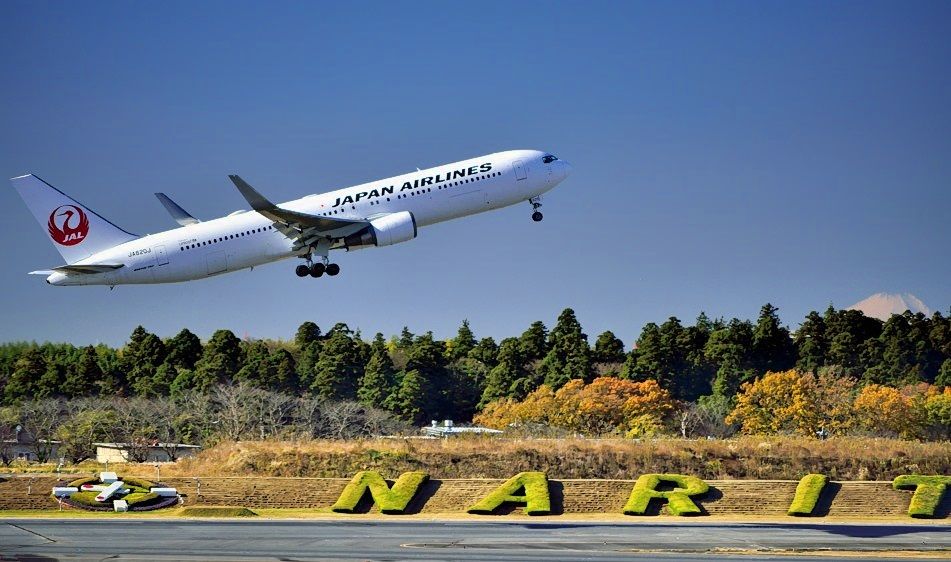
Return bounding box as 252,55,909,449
207,251,227,276
153,245,169,266
513,160,528,181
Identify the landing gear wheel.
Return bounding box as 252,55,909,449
532,211,544,222
309,263,325,277
326,263,340,276
295,265,309,277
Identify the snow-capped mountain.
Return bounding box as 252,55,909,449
848,293,932,321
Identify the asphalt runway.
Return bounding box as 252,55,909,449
1,518,949,562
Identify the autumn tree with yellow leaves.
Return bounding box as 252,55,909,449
474,376,676,437
725,369,856,436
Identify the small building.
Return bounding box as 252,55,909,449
1,439,61,463
93,442,201,463
421,419,503,438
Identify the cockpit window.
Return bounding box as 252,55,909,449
542,154,558,163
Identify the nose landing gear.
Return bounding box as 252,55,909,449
529,197,543,222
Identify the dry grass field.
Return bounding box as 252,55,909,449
111,436,951,480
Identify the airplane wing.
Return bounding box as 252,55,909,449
155,193,200,226
228,175,368,252
29,263,125,276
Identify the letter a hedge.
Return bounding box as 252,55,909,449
331,471,428,514
467,472,551,515
893,475,951,518
623,474,709,516
787,474,829,516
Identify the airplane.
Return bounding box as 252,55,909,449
11,150,571,286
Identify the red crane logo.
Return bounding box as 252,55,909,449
48,205,89,246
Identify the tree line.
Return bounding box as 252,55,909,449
1,304,949,433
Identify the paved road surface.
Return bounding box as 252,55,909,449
1,518,949,561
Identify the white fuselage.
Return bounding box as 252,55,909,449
47,150,570,286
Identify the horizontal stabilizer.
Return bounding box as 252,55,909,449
227,175,364,231
155,193,200,226
51,263,124,275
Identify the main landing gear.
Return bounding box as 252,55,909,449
529,197,543,222
295,257,340,278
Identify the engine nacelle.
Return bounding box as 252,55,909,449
344,211,417,250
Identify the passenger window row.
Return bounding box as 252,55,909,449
180,225,274,251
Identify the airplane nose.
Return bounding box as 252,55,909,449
553,160,572,181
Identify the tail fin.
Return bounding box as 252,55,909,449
11,174,138,264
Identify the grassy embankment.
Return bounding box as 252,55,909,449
94,436,951,480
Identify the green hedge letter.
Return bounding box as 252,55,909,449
893,475,951,518
787,474,829,516
331,471,429,514
467,472,551,515
623,474,709,516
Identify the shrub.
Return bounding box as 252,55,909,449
893,475,951,518
623,473,709,516
331,471,428,514
67,476,98,488
179,506,256,517
124,492,159,507
467,472,550,515
787,474,828,516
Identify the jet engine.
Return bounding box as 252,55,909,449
343,211,417,250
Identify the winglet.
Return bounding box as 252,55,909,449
228,175,275,212
155,193,200,226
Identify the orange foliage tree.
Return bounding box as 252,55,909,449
853,383,930,439
726,369,856,436
474,377,675,436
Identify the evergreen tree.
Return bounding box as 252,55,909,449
35,361,64,399
62,346,103,398
235,341,272,387
393,369,434,425
593,330,625,364
266,348,299,392
397,326,415,349
294,321,322,349
445,357,487,420
468,337,499,368
193,329,243,391
446,320,477,362
311,329,362,399
358,334,398,408
165,328,202,371
750,304,796,374
296,340,322,390
705,318,755,397
122,326,167,396
540,308,592,388
518,321,549,362
824,306,882,377
480,338,526,406
4,348,45,403
795,311,827,373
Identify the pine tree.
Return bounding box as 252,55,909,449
480,338,526,406
468,337,499,368
518,321,549,362
122,326,168,396
540,308,592,389
294,321,322,349
393,369,434,425
4,348,45,403
296,340,322,390
165,328,202,371
311,330,362,399
795,311,827,373
398,326,415,349
358,334,398,408
235,341,272,387
62,346,103,398
751,304,796,374
447,320,476,362
193,329,243,391
593,330,625,364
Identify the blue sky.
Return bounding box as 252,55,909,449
1,1,948,347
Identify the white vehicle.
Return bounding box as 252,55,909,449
11,150,571,286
